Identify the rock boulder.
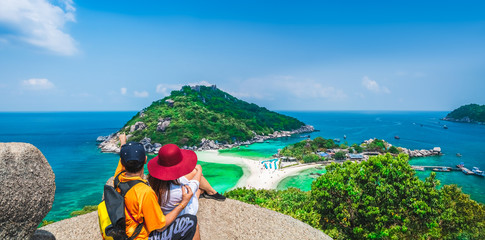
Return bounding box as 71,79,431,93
0,143,56,239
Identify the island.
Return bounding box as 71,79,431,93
443,103,485,124
98,85,314,153
277,137,441,164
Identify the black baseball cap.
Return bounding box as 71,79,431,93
120,142,146,166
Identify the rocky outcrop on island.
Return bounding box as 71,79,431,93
98,124,315,153
35,198,332,240
362,138,442,158
401,147,442,157
0,143,56,239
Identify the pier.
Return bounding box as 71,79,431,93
411,166,456,171
411,165,475,175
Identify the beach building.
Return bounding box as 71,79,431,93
349,154,364,160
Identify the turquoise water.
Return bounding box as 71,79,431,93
1,111,483,221
227,111,485,203
0,112,242,221
277,167,327,191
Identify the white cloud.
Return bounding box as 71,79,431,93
0,0,77,55
156,84,182,96
134,90,149,98
226,76,347,101
21,78,54,90
362,76,390,94
120,87,127,95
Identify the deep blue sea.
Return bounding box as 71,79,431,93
0,111,484,222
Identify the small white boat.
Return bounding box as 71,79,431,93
472,167,485,177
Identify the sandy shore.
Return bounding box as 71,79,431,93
196,150,320,190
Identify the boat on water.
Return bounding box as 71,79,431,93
343,135,347,139
413,166,425,171
433,167,451,172
456,162,464,168
472,167,485,177
300,135,310,138
456,153,462,157
394,135,400,140
333,138,340,143
443,125,448,129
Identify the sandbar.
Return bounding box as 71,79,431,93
196,150,320,190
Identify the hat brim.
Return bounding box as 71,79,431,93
148,149,198,181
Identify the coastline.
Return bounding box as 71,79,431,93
196,150,320,190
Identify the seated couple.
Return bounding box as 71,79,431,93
114,133,225,240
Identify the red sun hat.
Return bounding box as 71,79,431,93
148,144,198,181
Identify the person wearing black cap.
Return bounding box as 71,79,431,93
113,133,200,240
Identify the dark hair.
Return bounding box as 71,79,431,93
124,160,144,173
148,174,180,207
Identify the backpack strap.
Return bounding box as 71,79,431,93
127,222,144,240
116,179,148,240
113,170,125,188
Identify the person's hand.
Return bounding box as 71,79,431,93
180,185,193,206
119,133,127,145
194,164,202,172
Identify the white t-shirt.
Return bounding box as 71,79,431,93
160,176,199,216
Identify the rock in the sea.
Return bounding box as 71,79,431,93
96,136,108,142
0,143,55,239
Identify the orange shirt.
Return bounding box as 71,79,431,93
115,161,166,239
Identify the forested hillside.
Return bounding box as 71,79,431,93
121,85,306,146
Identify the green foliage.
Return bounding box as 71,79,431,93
280,137,339,161
225,187,322,229
438,185,485,239
365,138,387,152
70,205,98,217
38,220,55,228
121,85,305,146
334,151,346,160
446,103,485,123
352,143,363,153
303,154,321,163
388,146,399,154
227,154,485,240
312,154,443,239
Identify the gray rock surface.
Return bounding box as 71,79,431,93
130,121,147,133
197,198,332,240
35,211,100,240
157,117,171,132
35,198,331,240
0,143,56,239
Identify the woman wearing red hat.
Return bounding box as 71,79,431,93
147,144,226,239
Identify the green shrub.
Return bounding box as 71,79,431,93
227,154,485,240
70,205,98,217
302,154,320,163
334,151,346,160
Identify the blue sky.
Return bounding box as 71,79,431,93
0,0,484,111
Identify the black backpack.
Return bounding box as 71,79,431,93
98,171,146,240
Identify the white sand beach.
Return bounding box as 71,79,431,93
196,150,320,190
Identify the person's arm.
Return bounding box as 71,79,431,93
114,133,127,176
155,185,193,232
119,132,127,145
